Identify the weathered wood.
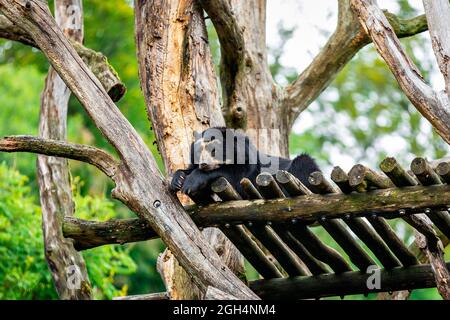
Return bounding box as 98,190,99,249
247,225,308,277
308,171,377,271
190,184,450,227
435,162,450,184
288,225,352,273
204,287,238,300
423,0,450,97
274,229,329,275
113,292,169,300
411,214,450,300
331,166,353,194
222,225,283,280
211,177,281,279
0,136,118,178
308,171,339,194
276,170,312,196
380,157,418,187
212,177,242,201
320,218,376,271
35,0,91,299
241,178,263,199
344,218,401,269
0,14,125,101
63,217,156,250
256,173,286,199
411,157,443,185
349,164,394,192
135,0,247,299
351,0,450,145
283,0,429,130
367,216,418,267
0,0,256,300
249,263,450,300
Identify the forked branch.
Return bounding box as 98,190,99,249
0,136,119,178
351,0,450,145
283,0,429,128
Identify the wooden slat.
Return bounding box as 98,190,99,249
211,177,283,279
249,263,450,300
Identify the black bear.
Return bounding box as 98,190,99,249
170,127,320,198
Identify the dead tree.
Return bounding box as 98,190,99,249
0,0,449,300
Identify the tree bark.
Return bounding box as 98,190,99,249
423,0,450,97
351,0,450,145
0,13,126,101
36,0,92,299
134,0,244,299
0,0,257,300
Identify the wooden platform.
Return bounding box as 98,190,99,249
64,157,450,299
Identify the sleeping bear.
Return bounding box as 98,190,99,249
169,127,320,198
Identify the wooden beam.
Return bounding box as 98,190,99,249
249,263,450,300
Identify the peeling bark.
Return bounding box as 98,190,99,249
351,0,450,145
0,0,257,300
37,0,91,299
134,0,244,300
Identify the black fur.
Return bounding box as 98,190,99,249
170,127,320,198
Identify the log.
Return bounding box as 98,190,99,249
275,170,312,196
274,229,329,275
411,157,443,185
249,263,450,300
380,157,418,187
435,162,450,184
241,178,263,199
113,292,169,300
247,225,308,277
36,0,92,299
308,171,339,194
63,217,157,250
255,173,286,199
331,166,353,194
344,218,401,269
211,178,282,279
308,171,377,271
367,216,418,267
288,225,352,273
221,225,283,279
349,164,394,192
65,184,450,251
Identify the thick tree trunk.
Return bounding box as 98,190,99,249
37,0,92,299
200,0,288,156
135,0,244,299
0,0,257,300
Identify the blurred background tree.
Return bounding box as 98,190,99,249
0,0,448,299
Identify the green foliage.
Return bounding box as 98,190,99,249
0,164,137,299
0,163,55,299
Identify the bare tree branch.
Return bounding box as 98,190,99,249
423,0,450,97
0,0,256,299
113,292,169,300
63,217,157,250
0,135,119,178
0,14,126,101
351,0,450,145
409,214,450,299
283,0,429,128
